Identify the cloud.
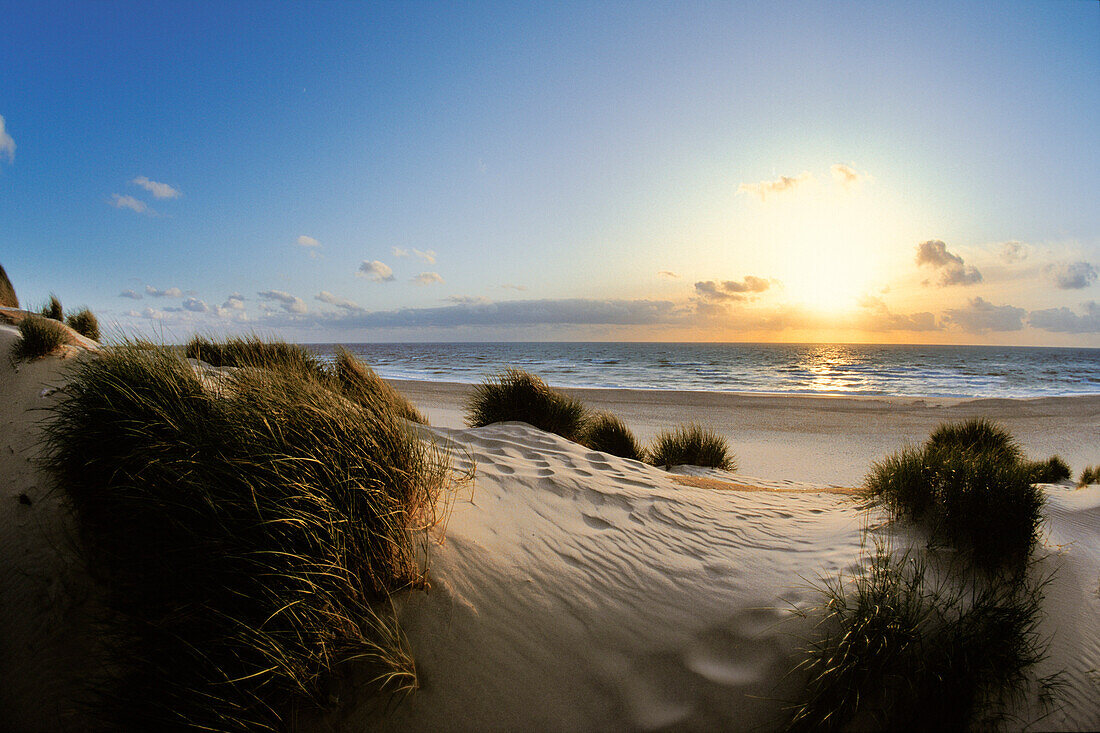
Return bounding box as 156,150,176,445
128,307,164,320
856,296,939,331
132,176,181,199
915,240,982,286
1045,261,1097,290
0,114,14,163
447,295,492,305
942,297,1025,333
357,260,395,282
393,247,436,264
738,172,813,201
501,283,527,291
315,291,363,312
658,271,680,279
258,289,308,314
119,289,143,300
1000,241,1027,264
830,164,866,189
182,297,209,313
145,285,183,298
694,276,771,302
296,235,321,248
111,194,153,214
412,272,444,286
1029,302,1100,334
221,293,246,310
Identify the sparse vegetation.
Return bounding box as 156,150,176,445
582,412,645,461
10,314,68,362
65,307,101,341
185,334,327,379
1023,455,1071,484
39,293,63,321
1079,465,1100,487
0,262,17,308
43,339,450,731
465,368,589,441
335,346,427,424
788,544,1057,732
865,420,1044,571
648,423,736,471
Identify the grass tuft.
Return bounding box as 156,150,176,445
43,339,450,731
334,346,427,425
926,417,1023,463
788,543,1057,732
185,334,327,379
647,423,736,471
10,314,68,362
65,307,101,341
581,412,645,461
0,261,17,308
865,422,1044,571
1079,465,1100,487
1023,455,1071,484
464,368,589,441
40,293,64,321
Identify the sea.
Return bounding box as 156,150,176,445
304,342,1100,399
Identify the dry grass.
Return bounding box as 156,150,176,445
648,423,736,471
335,346,427,424
581,412,645,461
465,368,589,441
10,314,68,362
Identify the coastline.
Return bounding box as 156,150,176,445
389,377,1100,485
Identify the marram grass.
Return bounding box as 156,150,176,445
65,307,101,341
582,412,645,461
40,292,63,321
335,345,427,424
10,313,68,362
465,368,589,441
647,423,736,471
1079,465,1100,487
43,339,450,731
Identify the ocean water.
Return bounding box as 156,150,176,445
305,342,1100,399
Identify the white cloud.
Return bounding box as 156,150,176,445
221,294,246,310
132,176,181,199
258,289,308,314
0,114,14,163
658,271,680,279
357,260,395,282
1046,261,1097,290
297,235,321,248
182,297,209,313
915,240,982,286
999,241,1027,264
111,194,153,214
393,247,436,264
145,285,183,298
942,297,1025,333
315,291,363,312
738,172,813,201
412,272,444,286
119,289,143,300
830,164,866,189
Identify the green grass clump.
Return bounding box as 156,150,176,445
581,413,645,461
335,346,426,425
464,368,589,441
788,544,1057,732
43,340,449,731
65,307,101,341
10,314,68,362
1023,455,1071,484
865,421,1044,570
186,334,327,379
39,293,63,321
926,417,1024,463
647,423,736,471
1079,465,1100,487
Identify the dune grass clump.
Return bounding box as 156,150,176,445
1023,455,1071,484
10,313,68,362
39,293,64,321
1079,465,1100,487
865,419,1044,570
335,346,426,425
43,340,449,731
65,307,101,341
185,334,327,378
647,423,736,471
0,262,17,308
581,412,645,461
788,545,1057,732
465,368,589,441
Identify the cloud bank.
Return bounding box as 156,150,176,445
694,276,771,302
1028,302,1100,334
942,297,1025,332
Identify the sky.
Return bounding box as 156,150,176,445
1,0,1098,346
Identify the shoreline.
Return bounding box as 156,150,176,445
390,377,1100,486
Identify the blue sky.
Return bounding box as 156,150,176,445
1,0,1098,344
